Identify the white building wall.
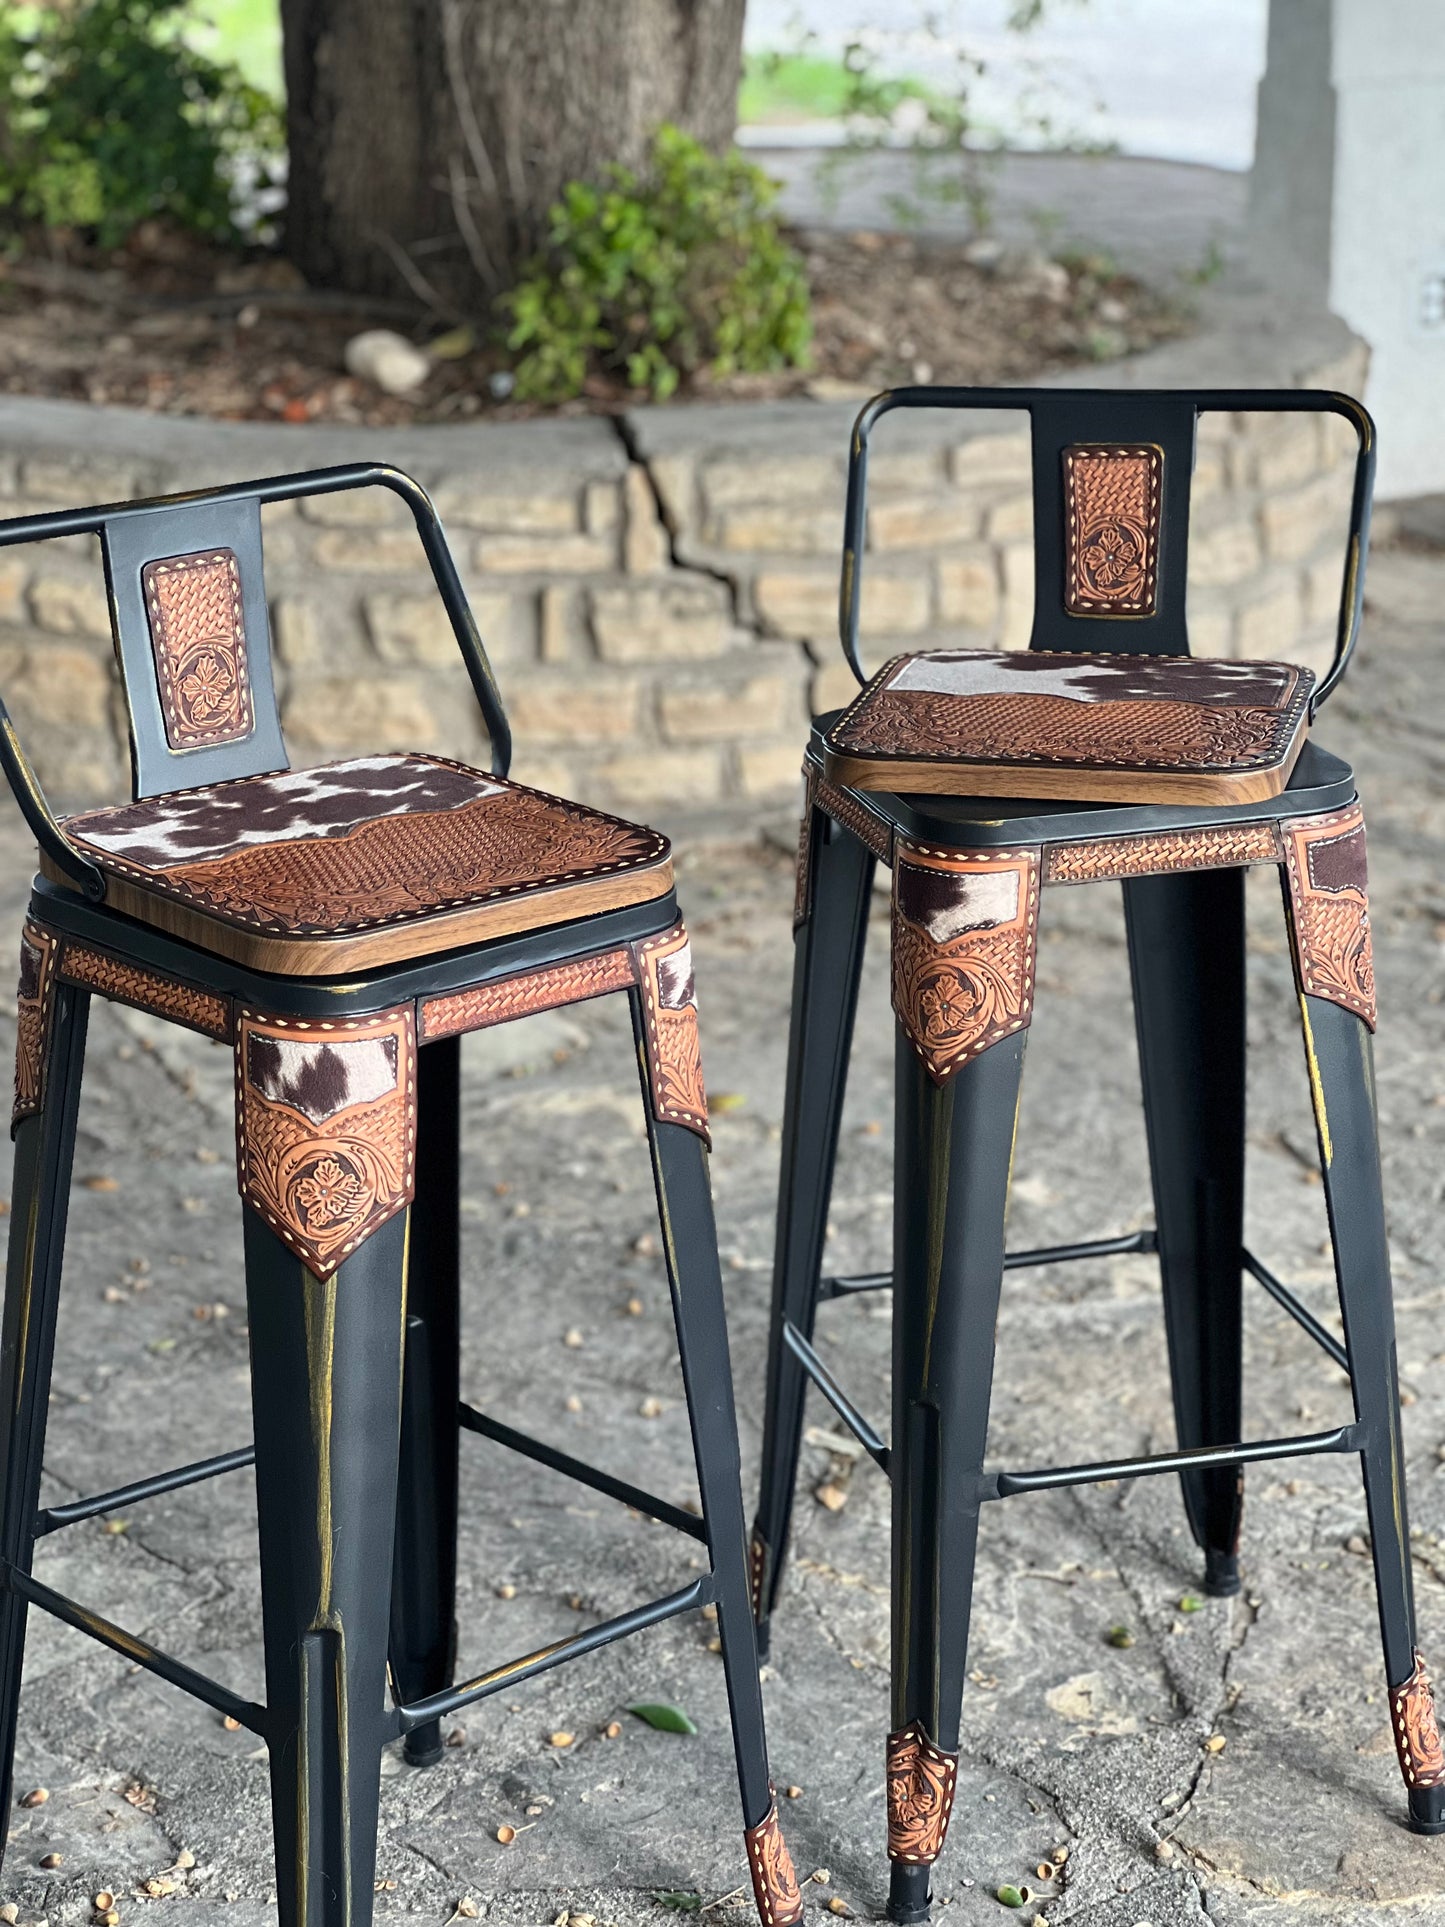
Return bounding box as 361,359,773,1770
1328,0,1445,497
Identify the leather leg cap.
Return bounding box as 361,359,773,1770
887,1863,932,1925
1409,1786,1445,1834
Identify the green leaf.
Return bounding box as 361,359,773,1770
627,1701,698,1735
427,325,475,361
656,1894,703,1913
1178,1594,1204,1614
996,1887,1025,1909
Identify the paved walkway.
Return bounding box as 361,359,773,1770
0,539,1441,1927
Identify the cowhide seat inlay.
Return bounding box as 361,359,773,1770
824,649,1314,806
49,754,673,973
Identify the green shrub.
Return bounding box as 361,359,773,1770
0,0,280,247
502,124,812,403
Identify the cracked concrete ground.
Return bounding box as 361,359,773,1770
0,540,1440,1927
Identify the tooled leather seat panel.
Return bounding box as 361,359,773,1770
59,753,671,940
827,649,1313,777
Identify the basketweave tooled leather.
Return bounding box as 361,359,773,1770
891,843,1039,1082
1281,802,1375,1029
142,549,255,752
1064,444,1162,615
13,921,58,1132
235,1005,417,1277
58,941,231,1040
815,773,893,862
632,921,709,1142
886,1721,959,1863
420,947,636,1041
1043,820,1284,885
58,754,669,939
743,1798,804,1927
827,650,1311,777
1391,1651,1445,1790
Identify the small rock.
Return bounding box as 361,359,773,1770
827,1900,850,1917
495,1583,517,1600
0,1904,17,1921
19,1789,47,1808
962,236,1005,271
785,1785,803,1799
548,1731,574,1749
814,1482,847,1512
1204,1733,1226,1753
562,1328,584,1349
343,330,431,397
39,1853,62,1869
604,1721,622,1739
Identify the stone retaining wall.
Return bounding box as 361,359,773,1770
0,303,1368,825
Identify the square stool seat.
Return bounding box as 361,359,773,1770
45,752,673,974
822,648,1315,806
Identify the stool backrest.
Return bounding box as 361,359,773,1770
0,463,510,900
839,387,1375,713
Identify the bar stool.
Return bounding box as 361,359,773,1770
0,466,804,1927
748,387,1444,1922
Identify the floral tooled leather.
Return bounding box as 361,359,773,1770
235,1005,417,1277
892,842,1039,1082
1064,444,1162,615
1391,1650,1445,1790
1281,803,1375,1029
633,922,709,1142
744,1798,804,1927
887,1721,959,1863
142,549,255,751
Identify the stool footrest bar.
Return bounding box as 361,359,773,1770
34,1444,257,1538
980,1423,1365,1501
396,1576,714,1730
457,1402,708,1542
781,1322,891,1474
1242,1247,1351,1372
818,1230,1158,1300
5,1564,267,1734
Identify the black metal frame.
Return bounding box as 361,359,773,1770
0,464,785,1927
839,386,1374,710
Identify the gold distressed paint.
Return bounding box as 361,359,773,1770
1299,995,1334,1168
303,1268,338,1619
11,1192,38,1414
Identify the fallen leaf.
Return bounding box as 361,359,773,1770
706,1092,746,1115
627,1701,697,1735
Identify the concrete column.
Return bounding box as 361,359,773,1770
1248,0,1445,496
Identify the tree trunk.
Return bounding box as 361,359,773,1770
279,0,747,309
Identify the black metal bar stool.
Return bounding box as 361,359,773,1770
0,466,804,1927
748,385,1444,1922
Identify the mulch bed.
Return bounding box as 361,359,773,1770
0,221,1189,426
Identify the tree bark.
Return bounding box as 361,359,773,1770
279,0,747,307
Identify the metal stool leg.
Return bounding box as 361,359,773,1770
752,808,875,1652
0,974,89,1842
629,948,803,1927
888,1032,1027,1925
1302,991,1445,1832
245,1210,409,1927
1124,869,1247,1596
390,1035,461,1768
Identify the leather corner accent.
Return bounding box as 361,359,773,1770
887,1720,959,1864
1391,1650,1445,1790
744,1797,804,1927
794,765,817,929
816,774,892,863
1064,444,1162,616
892,843,1039,1082
59,942,231,1041
142,549,255,752
420,947,635,1041
235,1005,417,1277
1281,804,1375,1029
633,922,710,1143
1044,820,1283,886
749,1526,771,1623
13,922,59,1133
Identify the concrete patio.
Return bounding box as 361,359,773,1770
0,535,1440,1927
